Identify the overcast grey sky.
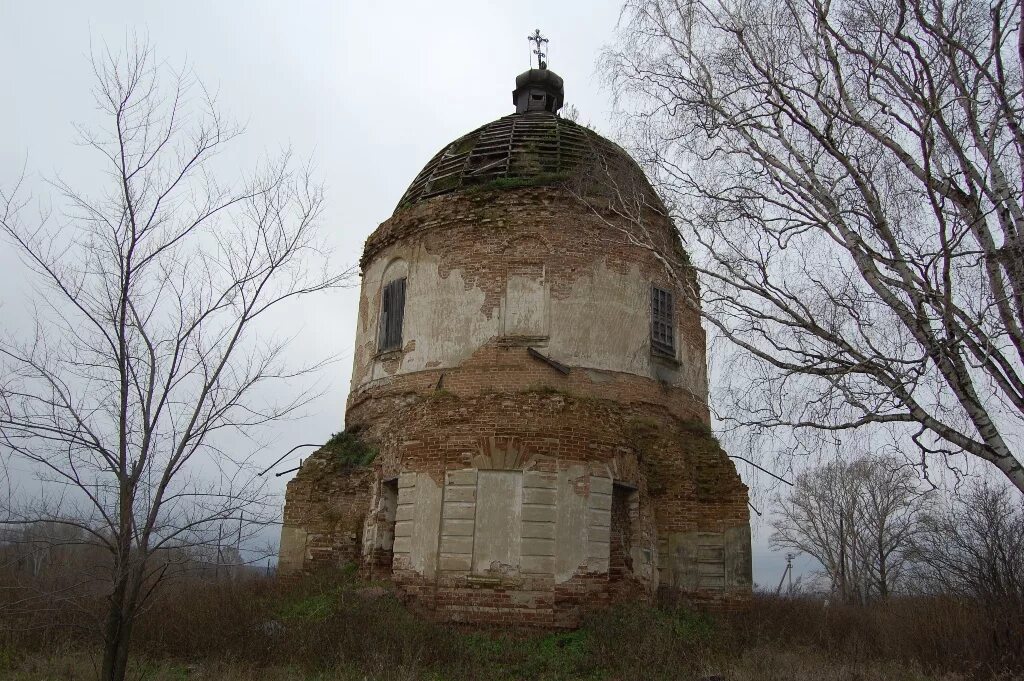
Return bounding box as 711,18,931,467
0,0,794,585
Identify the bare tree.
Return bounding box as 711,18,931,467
0,39,350,681
14,521,91,578
910,480,1024,605
771,456,931,602
604,0,1024,492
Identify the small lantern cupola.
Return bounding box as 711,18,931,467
513,67,564,114
513,29,564,114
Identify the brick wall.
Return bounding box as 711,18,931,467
352,387,749,624
279,449,374,574
278,184,752,625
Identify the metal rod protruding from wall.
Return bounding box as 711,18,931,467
728,455,794,486
259,443,320,477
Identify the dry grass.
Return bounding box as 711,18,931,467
1,572,1022,680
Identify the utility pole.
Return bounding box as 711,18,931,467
775,553,795,596
215,523,222,581
838,515,846,603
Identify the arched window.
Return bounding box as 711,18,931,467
378,277,406,352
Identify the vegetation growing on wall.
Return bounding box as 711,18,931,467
323,430,377,468
465,172,572,195
625,414,727,499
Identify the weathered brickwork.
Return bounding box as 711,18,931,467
282,378,750,623
279,117,752,626
279,452,374,574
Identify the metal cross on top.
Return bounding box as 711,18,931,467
528,29,549,69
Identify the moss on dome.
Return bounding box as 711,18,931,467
393,111,656,214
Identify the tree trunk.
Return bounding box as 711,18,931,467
878,539,888,600
100,572,134,681
100,537,142,681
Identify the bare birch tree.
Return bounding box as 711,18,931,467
604,0,1024,492
0,40,350,681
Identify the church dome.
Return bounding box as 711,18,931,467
394,110,653,213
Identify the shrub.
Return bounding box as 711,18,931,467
324,430,377,467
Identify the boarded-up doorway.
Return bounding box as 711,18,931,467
472,471,523,576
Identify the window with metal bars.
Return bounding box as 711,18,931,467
650,285,675,357
378,278,406,353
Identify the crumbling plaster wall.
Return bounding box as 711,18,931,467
390,463,615,585
350,188,708,406
346,388,751,615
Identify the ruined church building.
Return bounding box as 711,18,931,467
279,54,752,627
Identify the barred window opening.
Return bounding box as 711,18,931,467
378,278,407,352
651,285,675,357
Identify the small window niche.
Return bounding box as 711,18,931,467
650,285,676,359
502,263,548,342
378,277,407,353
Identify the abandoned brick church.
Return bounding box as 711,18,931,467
278,59,752,626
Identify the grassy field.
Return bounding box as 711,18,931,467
1,573,1021,680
